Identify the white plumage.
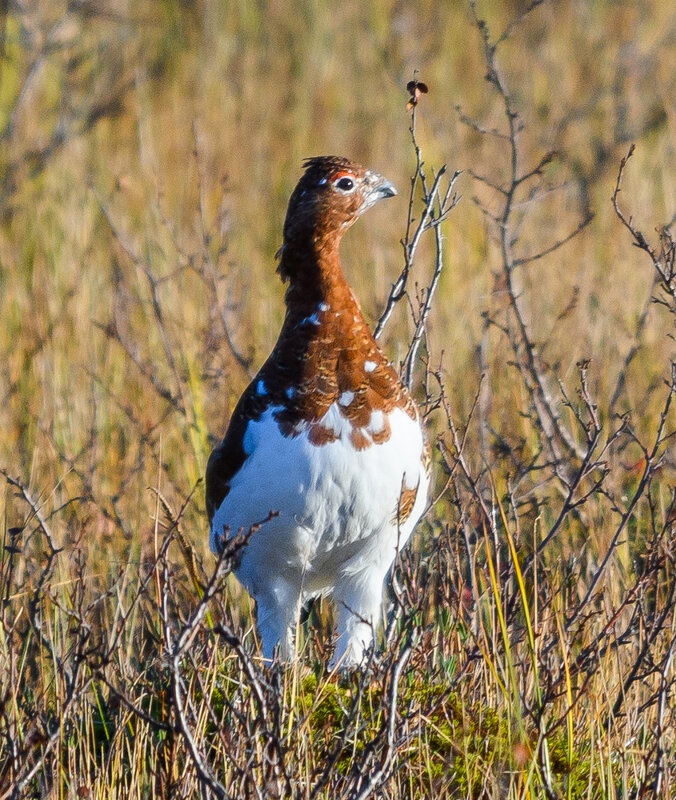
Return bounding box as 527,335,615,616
210,404,428,666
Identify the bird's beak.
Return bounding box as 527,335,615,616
363,172,397,209
374,178,397,199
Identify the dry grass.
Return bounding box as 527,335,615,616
0,1,674,797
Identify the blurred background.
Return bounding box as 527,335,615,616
0,0,673,559
1,3,675,795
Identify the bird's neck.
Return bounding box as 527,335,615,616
278,234,357,318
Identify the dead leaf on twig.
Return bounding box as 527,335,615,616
406,78,428,110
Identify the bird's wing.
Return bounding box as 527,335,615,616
205,385,263,524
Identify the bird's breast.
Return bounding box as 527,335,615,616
209,402,428,584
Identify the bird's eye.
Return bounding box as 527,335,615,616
335,176,355,191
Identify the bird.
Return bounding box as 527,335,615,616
206,156,430,668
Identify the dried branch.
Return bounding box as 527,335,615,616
569,364,675,628
466,0,591,469
613,144,676,316
374,101,459,360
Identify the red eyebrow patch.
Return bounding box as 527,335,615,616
331,170,355,181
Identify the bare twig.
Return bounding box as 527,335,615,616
374,102,459,361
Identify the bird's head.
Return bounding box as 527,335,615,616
282,156,397,249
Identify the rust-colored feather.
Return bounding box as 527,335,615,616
207,156,423,523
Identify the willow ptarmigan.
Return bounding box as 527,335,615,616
206,156,429,667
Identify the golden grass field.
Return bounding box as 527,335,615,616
0,1,674,797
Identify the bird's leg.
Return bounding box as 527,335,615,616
331,575,385,669
255,581,302,662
